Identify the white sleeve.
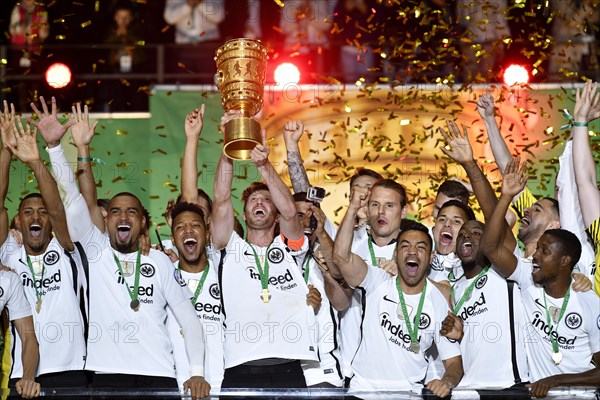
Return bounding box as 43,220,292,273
0,234,20,264
325,218,338,239
583,294,600,354
158,251,205,376
506,255,534,290
46,144,80,208
6,272,32,321
358,266,389,293
163,0,193,24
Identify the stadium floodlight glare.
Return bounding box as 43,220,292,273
503,64,529,87
45,63,72,89
274,62,300,86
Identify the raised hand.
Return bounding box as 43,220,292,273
0,101,17,149
4,118,40,164
574,80,600,123
69,103,98,148
250,129,270,168
219,109,243,133
28,96,75,147
349,185,369,213
283,120,304,147
501,156,528,198
438,120,474,165
185,104,206,139
477,93,495,119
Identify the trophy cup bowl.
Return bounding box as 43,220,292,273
215,38,268,160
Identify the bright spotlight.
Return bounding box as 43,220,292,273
45,63,72,89
503,64,529,86
274,63,300,86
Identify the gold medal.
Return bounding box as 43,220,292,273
551,351,562,365
261,289,271,303
549,306,560,324
35,299,42,313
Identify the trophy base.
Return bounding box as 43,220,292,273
223,117,262,160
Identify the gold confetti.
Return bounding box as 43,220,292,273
81,20,92,28
116,130,128,136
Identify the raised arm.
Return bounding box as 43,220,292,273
572,81,600,227
283,120,310,193
211,152,234,249
29,96,81,207
311,205,352,311
481,157,528,278
69,103,105,232
439,120,517,251
478,94,512,174
181,105,205,204
6,118,74,252
250,131,303,240
0,101,16,246
332,186,370,288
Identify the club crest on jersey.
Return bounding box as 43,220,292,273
209,283,220,300
565,312,582,330
596,315,600,330
418,313,431,329
43,250,60,266
475,274,488,289
174,269,186,287
140,263,155,278
267,248,284,264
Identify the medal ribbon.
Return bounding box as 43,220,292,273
25,254,44,305
396,277,427,346
543,287,571,355
179,262,210,305
368,237,396,267
451,265,490,314
113,250,141,306
248,243,271,292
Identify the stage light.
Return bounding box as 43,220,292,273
45,63,72,88
503,64,529,86
274,63,300,86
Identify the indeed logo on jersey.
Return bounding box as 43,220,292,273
246,267,297,291
380,312,423,350
458,292,488,322
116,270,155,305
531,311,578,346
21,270,61,293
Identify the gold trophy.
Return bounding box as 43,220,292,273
215,38,268,160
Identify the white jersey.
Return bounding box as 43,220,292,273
79,225,195,378
339,234,396,379
218,232,318,368
0,235,87,378
557,140,597,288
452,267,529,388
429,252,463,283
508,258,600,381
350,267,461,392
299,244,343,387
167,259,224,389
0,269,33,320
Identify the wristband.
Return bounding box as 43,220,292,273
573,121,588,127
77,157,106,165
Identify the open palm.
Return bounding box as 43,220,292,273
70,103,97,147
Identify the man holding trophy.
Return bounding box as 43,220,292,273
210,39,321,388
